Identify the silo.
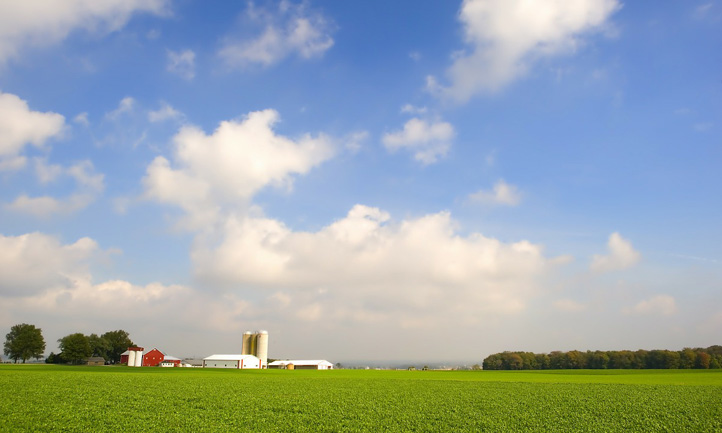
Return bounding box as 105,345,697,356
135,350,143,367
249,332,258,357
128,350,136,367
256,330,269,368
242,331,253,355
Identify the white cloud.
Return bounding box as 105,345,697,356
430,0,620,102
73,112,90,127
143,109,335,228
0,232,97,297
400,104,428,115
8,159,104,217
553,298,586,312
148,102,184,123
166,49,195,80
192,204,563,327
0,91,65,169
590,232,641,273
6,194,95,217
219,1,334,68
344,130,369,153
382,117,455,164
106,96,135,119
625,295,677,316
0,0,169,64
693,3,715,19
468,179,522,206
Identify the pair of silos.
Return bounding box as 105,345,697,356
127,347,144,367
242,330,268,368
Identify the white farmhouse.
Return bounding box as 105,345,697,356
203,354,260,369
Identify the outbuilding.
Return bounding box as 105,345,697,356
85,357,106,366
268,360,334,370
159,356,182,367
203,354,260,369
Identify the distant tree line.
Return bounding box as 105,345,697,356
482,346,722,370
46,330,134,365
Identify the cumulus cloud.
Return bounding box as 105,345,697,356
166,49,195,80
429,0,620,102
382,117,455,164
0,0,169,63
192,204,564,326
553,298,586,312
625,295,677,316
590,232,641,273
148,102,184,123
7,159,104,217
0,91,65,170
143,109,335,228
0,232,97,297
468,179,522,206
219,1,334,68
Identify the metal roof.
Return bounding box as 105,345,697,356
269,360,332,366
203,354,260,361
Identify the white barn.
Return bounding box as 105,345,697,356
268,360,334,370
203,354,260,369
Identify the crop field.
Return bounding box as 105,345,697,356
1,366,721,432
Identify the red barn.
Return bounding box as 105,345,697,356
142,348,166,367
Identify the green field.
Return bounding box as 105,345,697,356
2,366,721,432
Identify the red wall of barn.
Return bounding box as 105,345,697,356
143,349,165,367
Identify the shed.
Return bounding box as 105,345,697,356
268,360,333,370
203,354,260,369
85,357,106,366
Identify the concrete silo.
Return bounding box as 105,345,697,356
242,331,253,355
128,350,136,367
256,330,269,369
134,349,143,367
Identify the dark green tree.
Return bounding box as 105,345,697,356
101,330,134,364
4,323,46,363
58,333,91,364
88,334,111,360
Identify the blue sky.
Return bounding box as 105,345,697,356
1,0,720,363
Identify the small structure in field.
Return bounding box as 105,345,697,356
268,360,334,370
85,357,105,366
203,354,260,369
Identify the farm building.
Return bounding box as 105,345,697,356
203,354,260,369
120,347,144,366
268,360,334,370
85,357,105,366
159,356,182,367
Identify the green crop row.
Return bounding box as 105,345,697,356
1,366,721,432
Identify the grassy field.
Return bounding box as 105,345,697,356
1,365,721,432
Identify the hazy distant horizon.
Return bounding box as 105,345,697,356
1,0,720,363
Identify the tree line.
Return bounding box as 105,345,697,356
482,346,722,370
4,323,134,365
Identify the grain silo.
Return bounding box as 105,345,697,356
128,350,136,367
242,331,253,355
256,330,269,369
134,349,143,367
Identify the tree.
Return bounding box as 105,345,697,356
58,333,91,364
88,334,111,361
101,330,134,364
4,323,46,363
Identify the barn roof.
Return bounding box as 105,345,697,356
203,354,260,361
269,360,332,366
